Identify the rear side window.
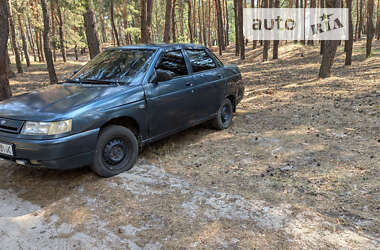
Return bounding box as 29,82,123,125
156,50,188,78
185,49,217,73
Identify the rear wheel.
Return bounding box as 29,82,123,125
212,98,233,130
92,125,138,178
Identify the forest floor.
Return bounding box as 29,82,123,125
1,40,379,249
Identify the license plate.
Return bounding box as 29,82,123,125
0,142,13,156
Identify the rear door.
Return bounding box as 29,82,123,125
184,49,225,120
145,49,196,137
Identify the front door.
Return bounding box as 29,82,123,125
146,49,195,138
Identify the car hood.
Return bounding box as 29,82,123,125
0,84,137,121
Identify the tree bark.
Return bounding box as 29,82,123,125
358,0,363,39
273,0,280,59
147,0,154,42
17,14,30,67
234,0,239,56
26,16,37,62
39,30,45,61
345,0,353,65
215,0,224,55
319,0,340,78
187,0,193,43
110,0,120,46
7,0,23,73
376,0,380,40
41,0,57,84
237,0,244,59
172,0,177,42
0,0,12,100
50,0,56,62
366,0,375,58
224,0,229,46
179,0,184,37
263,0,270,61
141,0,148,43
83,3,101,59
57,3,66,62
164,0,172,42
99,14,107,43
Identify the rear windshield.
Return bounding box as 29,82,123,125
72,49,155,83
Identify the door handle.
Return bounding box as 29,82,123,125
185,82,193,87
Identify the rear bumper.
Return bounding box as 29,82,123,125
0,129,99,169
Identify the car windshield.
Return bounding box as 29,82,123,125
69,49,155,84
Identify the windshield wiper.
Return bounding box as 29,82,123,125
64,78,120,85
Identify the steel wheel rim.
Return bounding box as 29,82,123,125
103,138,128,168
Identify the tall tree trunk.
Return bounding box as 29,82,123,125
198,0,202,44
263,0,270,61
376,0,380,40
252,0,257,49
99,14,107,43
319,0,341,78
164,0,172,42
202,0,207,45
366,0,375,58
224,0,229,46
7,0,23,73
358,0,363,39
193,0,197,41
179,0,184,37
141,0,148,43
345,0,353,65
26,16,37,62
83,3,101,59
215,0,224,55
50,0,56,62
41,0,57,84
355,0,359,40
147,0,154,42
238,0,244,59
110,0,120,46
207,0,211,46
39,30,45,61
234,0,239,55
172,0,177,42
320,0,325,54
35,29,42,61
273,0,280,59
57,4,66,62
17,14,30,67
0,0,12,100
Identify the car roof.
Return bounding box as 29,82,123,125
108,43,207,51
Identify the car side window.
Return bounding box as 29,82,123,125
156,50,188,79
185,49,217,73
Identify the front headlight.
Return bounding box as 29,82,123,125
21,120,72,135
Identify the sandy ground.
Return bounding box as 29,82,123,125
0,40,379,249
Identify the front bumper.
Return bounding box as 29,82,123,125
0,129,99,169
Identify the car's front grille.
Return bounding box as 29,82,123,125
0,118,24,134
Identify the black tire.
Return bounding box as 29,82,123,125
91,125,138,178
212,99,234,130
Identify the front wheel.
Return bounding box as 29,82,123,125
92,125,138,178
212,99,234,130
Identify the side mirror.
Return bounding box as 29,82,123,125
73,70,79,75
156,69,173,83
